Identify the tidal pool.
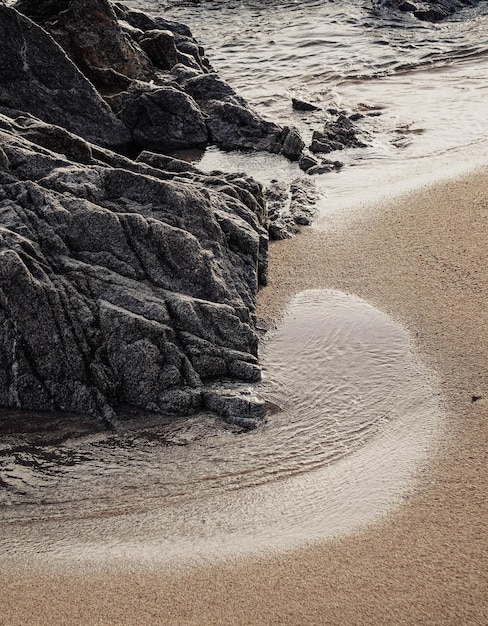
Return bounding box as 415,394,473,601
0,290,443,568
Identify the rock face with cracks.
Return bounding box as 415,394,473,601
0,111,268,428
0,0,312,430
0,4,129,148
10,0,304,159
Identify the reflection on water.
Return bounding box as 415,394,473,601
0,290,443,566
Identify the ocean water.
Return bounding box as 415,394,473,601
0,1,483,564
1,290,443,565
129,0,488,219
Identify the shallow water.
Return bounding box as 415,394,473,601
2,1,469,561
126,0,488,216
0,290,443,565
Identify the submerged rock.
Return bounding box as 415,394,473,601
292,98,322,112
310,114,367,154
375,0,479,21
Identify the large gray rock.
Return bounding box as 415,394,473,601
11,0,305,159
16,0,154,87
106,82,208,150
0,5,129,147
0,111,268,428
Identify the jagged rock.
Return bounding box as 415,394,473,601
136,150,201,175
0,5,129,147
113,4,194,40
0,110,94,165
292,98,321,112
106,82,208,150
177,72,305,159
302,157,344,176
13,0,71,23
113,4,212,73
138,29,179,71
12,0,305,160
306,163,335,176
265,177,319,239
203,386,266,430
0,110,268,427
289,178,320,225
310,114,366,154
17,0,154,87
375,0,478,21
299,153,320,172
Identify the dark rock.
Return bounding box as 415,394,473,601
299,153,320,172
138,29,179,71
0,110,268,427
265,177,319,238
289,178,320,225
277,127,306,161
136,150,200,175
14,0,69,22
106,82,208,150
0,5,129,147
0,111,94,165
303,157,344,176
179,72,304,159
376,0,478,21
292,98,321,112
306,164,335,176
12,0,303,160
16,0,154,87
310,114,367,154
114,4,194,39
203,386,266,430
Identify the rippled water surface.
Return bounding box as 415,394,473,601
126,0,488,213
3,0,474,561
0,291,442,564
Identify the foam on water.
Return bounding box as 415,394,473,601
122,0,488,220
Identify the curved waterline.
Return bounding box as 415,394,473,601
0,290,444,568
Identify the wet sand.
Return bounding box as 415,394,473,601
1,168,487,625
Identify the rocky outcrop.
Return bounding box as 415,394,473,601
11,0,304,160
309,114,367,154
265,178,319,240
0,111,268,428
106,82,209,151
0,4,129,147
376,0,479,21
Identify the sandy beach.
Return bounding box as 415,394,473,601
1,167,487,625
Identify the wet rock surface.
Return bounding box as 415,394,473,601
376,0,480,21
309,114,367,154
265,178,320,240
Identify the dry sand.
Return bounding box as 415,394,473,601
1,168,487,625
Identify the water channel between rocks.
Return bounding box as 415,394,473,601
0,290,444,568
